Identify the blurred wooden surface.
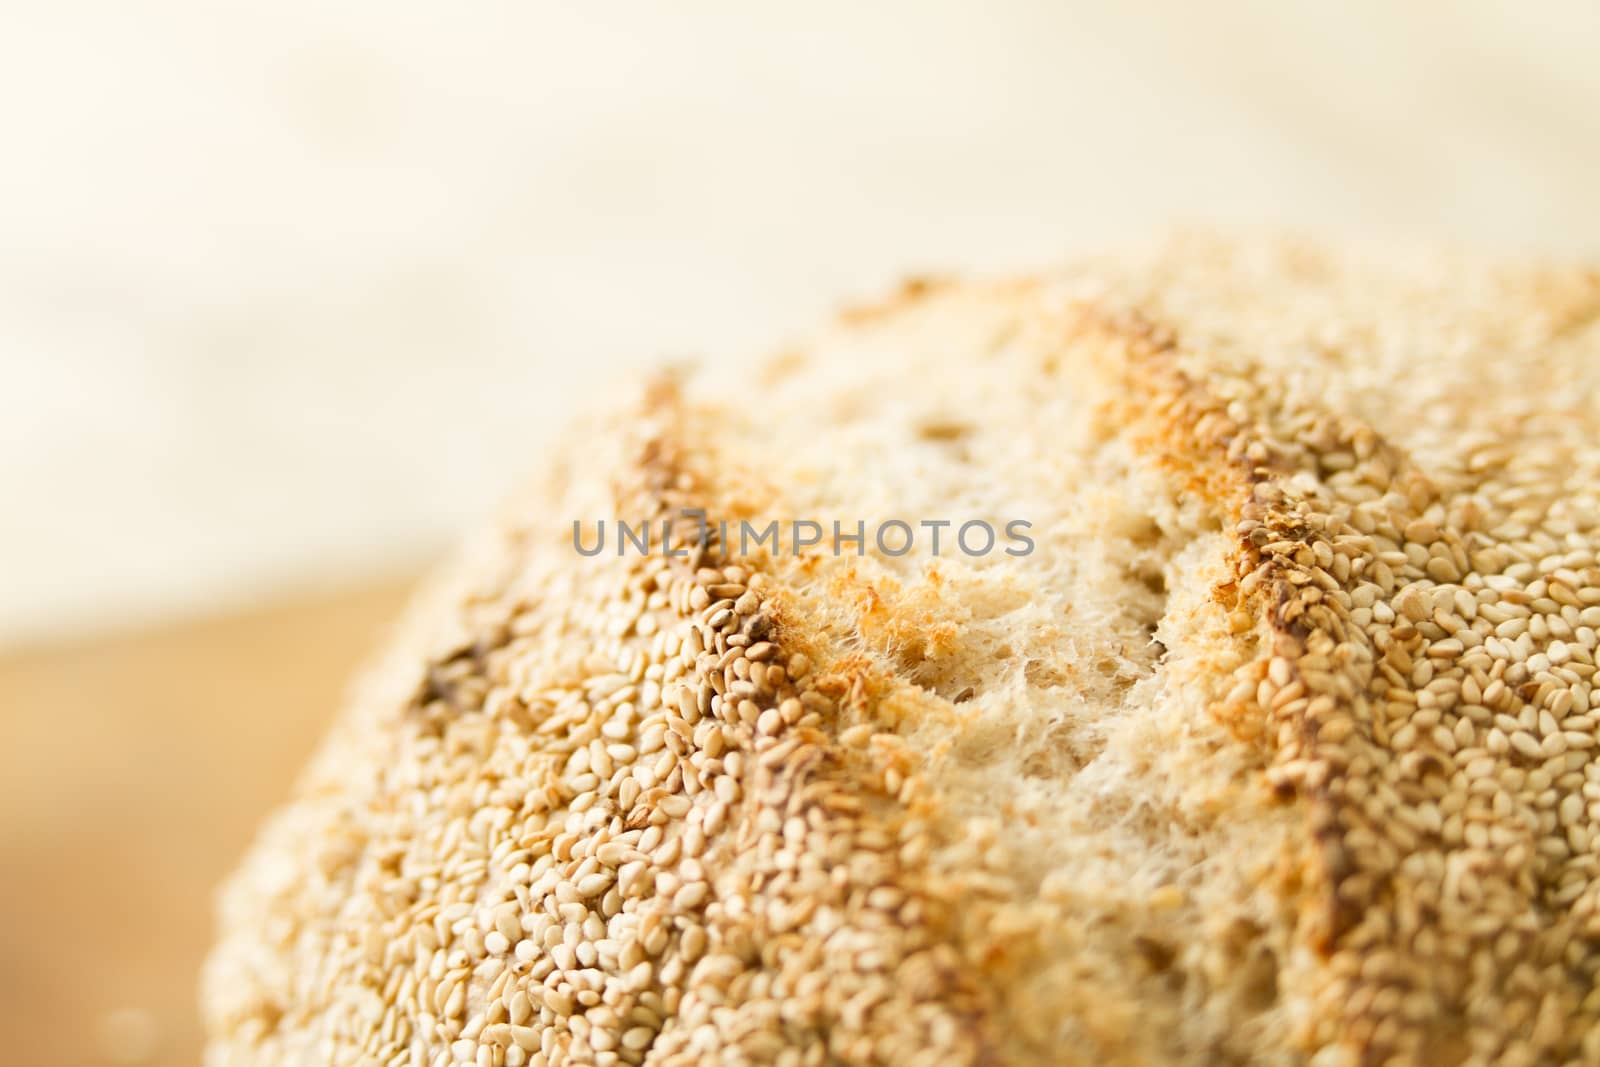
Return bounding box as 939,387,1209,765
0,577,416,1067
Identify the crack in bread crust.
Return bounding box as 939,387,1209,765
1104,300,1600,1067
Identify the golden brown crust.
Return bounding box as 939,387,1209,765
1089,240,1600,1065
205,386,1002,1067
205,237,1600,1067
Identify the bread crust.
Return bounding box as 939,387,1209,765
204,237,1600,1067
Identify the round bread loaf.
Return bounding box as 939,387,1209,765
203,236,1600,1067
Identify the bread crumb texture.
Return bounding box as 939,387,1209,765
203,236,1600,1067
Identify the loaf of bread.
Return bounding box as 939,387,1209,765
202,236,1600,1067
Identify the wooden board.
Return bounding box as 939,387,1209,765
0,577,416,1066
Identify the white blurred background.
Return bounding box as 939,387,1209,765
4,1,1600,645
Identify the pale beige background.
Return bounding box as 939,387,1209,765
5,1,1600,646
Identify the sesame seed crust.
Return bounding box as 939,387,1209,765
204,236,1600,1067
1095,236,1600,1067
204,389,993,1067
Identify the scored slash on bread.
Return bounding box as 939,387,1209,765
204,235,1600,1067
